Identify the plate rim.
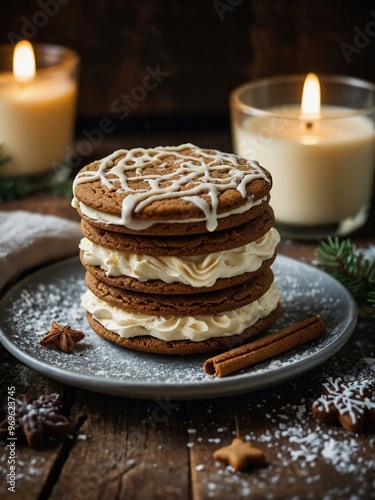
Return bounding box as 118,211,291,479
0,255,358,400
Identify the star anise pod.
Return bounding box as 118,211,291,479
40,321,85,353
0,393,73,448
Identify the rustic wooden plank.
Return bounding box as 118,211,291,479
119,397,189,499
231,316,375,499
182,398,252,499
0,0,253,119
49,390,130,500
0,347,76,500
0,194,80,223
2,1,374,120
2,317,374,499
232,383,375,497
49,391,190,499
251,0,375,81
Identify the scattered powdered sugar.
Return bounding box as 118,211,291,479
243,399,374,497
0,453,47,482
189,383,374,498
0,255,358,398
359,244,375,261
1,254,372,496
185,333,374,499
1,260,205,386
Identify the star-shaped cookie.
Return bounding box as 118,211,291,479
213,438,266,471
312,377,375,432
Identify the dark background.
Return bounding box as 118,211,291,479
2,0,375,144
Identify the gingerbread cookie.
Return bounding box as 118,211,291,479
72,144,272,236
0,393,72,448
80,250,276,295
85,268,274,316
213,438,266,471
72,144,281,354
80,205,276,256
85,304,281,355
312,377,375,432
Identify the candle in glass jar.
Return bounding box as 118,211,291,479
232,73,375,231
0,41,78,177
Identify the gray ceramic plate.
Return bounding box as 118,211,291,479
0,255,357,400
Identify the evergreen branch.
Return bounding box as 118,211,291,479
315,237,375,313
0,175,30,202
52,179,73,198
0,144,30,202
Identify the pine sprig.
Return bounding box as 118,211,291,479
0,176,29,202
315,236,375,311
0,145,30,201
52,179,73,198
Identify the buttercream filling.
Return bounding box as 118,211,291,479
81,283,280,342
79,228,280,287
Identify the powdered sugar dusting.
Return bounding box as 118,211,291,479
237,383,375,497
0,255,356,398
189,363,374,498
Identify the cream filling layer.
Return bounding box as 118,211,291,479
80,228,280,287
81,284,280,342
73,195,267,231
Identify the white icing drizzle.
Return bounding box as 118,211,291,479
75,196,267,231
313,377,375,424
72,144,270,232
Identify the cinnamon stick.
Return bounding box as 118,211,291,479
204,315,327,378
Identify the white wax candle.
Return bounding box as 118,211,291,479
0,75,77,176
233,105,375,226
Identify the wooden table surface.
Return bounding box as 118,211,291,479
0,130,374,499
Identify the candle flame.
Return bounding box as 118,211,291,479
300,73,321,121
13,41,36,82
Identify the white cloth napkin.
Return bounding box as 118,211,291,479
0,210,81,289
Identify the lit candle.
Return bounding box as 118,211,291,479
0,41,79,178
231,74,375,237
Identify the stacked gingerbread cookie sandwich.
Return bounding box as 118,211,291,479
72,144,281,354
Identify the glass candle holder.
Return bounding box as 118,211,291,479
0,43,79,188
230,75,375,239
